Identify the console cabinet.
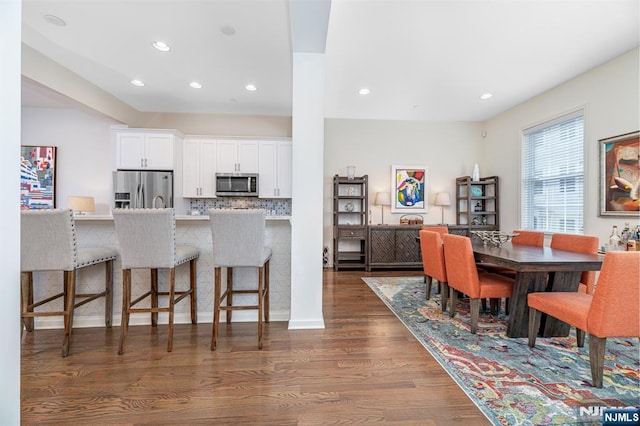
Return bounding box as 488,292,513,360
333,175,368,270
367,225,422,271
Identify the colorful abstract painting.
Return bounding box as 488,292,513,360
391,164,428,213
599,131,639,216
20,146,56,210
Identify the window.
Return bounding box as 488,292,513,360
521,111,584,234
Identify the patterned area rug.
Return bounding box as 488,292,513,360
362,276,640,426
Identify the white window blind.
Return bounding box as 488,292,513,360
521,111,584,234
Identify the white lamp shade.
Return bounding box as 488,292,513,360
374,192,391,206
434,192,451,206
67,196,95,213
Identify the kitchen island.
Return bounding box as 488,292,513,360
32,214,291,329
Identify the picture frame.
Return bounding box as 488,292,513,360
599,131,639,216
20,145,57,210
390,164,428,213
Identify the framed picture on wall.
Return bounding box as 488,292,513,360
599,131,639,216
390,164,428,213
20,145,57,210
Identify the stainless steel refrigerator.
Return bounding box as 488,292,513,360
113,171,173,209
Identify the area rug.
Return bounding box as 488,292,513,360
362,276,640,426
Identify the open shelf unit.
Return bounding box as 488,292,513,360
455,175,499,235
333,174,368,270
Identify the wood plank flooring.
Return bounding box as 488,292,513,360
21,269,490,425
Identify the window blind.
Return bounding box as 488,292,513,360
521,111,584,234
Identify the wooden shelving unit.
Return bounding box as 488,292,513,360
333,174,369,270
455,176,499,235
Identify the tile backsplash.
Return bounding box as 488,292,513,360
188,198,292,216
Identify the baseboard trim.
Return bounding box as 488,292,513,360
287,319,325,330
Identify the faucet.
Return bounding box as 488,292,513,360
152,194,165,208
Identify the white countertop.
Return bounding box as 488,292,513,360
74,214,291,222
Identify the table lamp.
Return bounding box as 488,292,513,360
434,192,451,224
67,196,95,215
374,192,391,224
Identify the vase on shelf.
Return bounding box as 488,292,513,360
472,163,480,181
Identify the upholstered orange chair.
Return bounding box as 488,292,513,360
442,234,514,334
550,233,599,294
419,230,448,311
527,251,640,388
420,225,448,287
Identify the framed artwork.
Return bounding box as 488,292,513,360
20,146,57,210
391,164,428,213
599,131,639,216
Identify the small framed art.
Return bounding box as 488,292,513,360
391,164,428,213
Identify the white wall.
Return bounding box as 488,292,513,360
21,107,120,214
482,47,640,243
1,0,21,423
324,118,483,261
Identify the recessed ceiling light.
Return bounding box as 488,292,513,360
358,88,370,95
480,93,493,100
245,84,257,92
152,41,171,52
130,79,145,87
44,14,66,26
189,82,202,89
221,26,236,36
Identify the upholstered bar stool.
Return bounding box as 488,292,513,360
21,209,117,357
112,208,199,354
208,209,272,350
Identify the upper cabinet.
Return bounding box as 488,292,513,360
259,139,292,198
216,139,259,173
183,138,217,198
115,130,177,170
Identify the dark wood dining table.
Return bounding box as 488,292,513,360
472,240,603,338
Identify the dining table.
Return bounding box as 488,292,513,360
472,240,603,338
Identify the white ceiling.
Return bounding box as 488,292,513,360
21,0,640,122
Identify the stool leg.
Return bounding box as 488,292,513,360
258,265,264,350
151,268,158,327
264,260,270,323
105,260,113,328
167,268,175,352
190,259,197,325
21,272,34,332
62,270,76,357
118,269,131,355
211,267,222,351
226,267,233,324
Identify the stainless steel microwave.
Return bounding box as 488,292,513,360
215,173,259,197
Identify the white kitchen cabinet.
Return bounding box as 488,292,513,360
259,139,292,198
115,130,176,170
182,138,217,197
216,139,259,173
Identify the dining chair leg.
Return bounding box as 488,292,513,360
425,276,433,300
21,272,35,332
448,286,457,318
588,335,607,388
151,268,158,327
211,267,222,351
264,260,270,323
258,265,264,350
470,298,480,334
226,267,233,324
528,307,542,348
190,259,197,325
105,260,113,328
118,269,132,355
576,328,585,347
440,282,449,313
167,268,175,352
61,270,76,357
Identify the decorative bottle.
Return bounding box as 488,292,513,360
609,225,621,247
472,163,480,181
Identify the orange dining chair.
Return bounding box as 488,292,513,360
420,225,448,285
527,251,640,388
550,233,599,294
419,230,448,311
442,234,514,334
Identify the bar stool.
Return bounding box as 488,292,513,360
21,209,117,357
208,209,272,350
112,208,199,354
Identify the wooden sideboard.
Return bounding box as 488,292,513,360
367,225,422,271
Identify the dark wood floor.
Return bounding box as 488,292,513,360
21,269,490,425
